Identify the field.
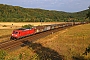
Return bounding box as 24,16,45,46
0,22,64,29
2,23,90,60
0,29,13,42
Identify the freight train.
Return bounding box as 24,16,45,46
10,22,86,40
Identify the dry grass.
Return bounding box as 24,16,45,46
0,29,13,42
3,23,90,60
0,22,64,29
35,24,90,60
0,29,13,36
5,47,35,60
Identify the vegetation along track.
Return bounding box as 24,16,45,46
0,24,83,51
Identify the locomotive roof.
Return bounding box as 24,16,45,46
15,28,32,31
17,28,26,30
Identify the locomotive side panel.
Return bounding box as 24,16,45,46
28,29,35,35
11,28,36,39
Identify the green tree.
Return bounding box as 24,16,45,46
86,6,90,22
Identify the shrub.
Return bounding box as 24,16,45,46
19,53,22,60
2,25,7,27
22,24,33,29
0,50,7,60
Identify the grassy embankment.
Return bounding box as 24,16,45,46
1,23,90,60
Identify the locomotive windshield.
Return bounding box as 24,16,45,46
13,31,18,34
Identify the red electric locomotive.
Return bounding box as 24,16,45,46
10,28,35,40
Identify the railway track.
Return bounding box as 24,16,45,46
0,24,81,51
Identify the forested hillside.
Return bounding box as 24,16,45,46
0,4,89,22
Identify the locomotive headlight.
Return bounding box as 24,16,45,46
12,34,13,36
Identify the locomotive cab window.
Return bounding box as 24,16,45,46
13,31,18,34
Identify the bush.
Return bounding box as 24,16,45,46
0,50,7,60
2,25,7,27
22,24,33,29
19,53,23,60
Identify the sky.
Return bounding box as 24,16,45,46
0,0,90,12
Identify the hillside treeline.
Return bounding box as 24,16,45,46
0,4,89,22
